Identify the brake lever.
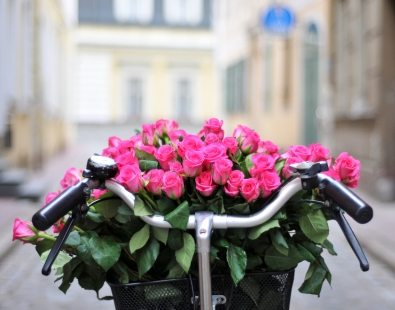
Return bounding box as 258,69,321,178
42,203,88,275
333,208,370,271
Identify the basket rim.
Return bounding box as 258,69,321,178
107,268,295,288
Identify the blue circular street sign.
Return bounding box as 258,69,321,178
261,5,295,36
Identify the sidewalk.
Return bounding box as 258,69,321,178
2,143,395,269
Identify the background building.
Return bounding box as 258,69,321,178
0,0,74,170
330,0,395,200
73,0,219,127
214,0,332,148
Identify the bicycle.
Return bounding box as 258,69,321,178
32,155,373,310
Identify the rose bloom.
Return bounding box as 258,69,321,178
52,220,65,234
282,157,303,179
258,140,280,160
116,164,143,193
162,171,184,199
60,167,81,189
92,189,108,200
222,137,238,154
204,133,220,145
169,160,184,174
203,143,227,163
155,145,176,170
183,149,205,177
259,171,281,198
240,178,260,203
333,152,360,188
142,123,157,145
45,191,60,205
233,125,260,154
155,119,179,136
224,170,245,197
115,151,138,168
199,118,225,140
212,158,233,185
309,143,330,162
143,169,165,195
177,134,204,158
12,218,37,242
168,129,187,143
249,154,275,179
196,171,218,197
284,145,311,161
102,146,120,159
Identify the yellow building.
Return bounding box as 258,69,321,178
214,0,331,148
0,0,73,169
73,0,219,127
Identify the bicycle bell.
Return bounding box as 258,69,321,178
83,154,118,180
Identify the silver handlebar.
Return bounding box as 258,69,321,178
105,177,303,230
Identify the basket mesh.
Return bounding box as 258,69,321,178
109,270,294,310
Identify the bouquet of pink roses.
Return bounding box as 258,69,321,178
13,118,361,297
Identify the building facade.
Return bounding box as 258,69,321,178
0,0,74,169
214,0,332,148
73,0,219,127
330,0,395,200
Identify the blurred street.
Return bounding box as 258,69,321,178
1,125,395,310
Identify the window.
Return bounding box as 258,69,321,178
225,60,247,113
113,0,154,24
164,0,203,25
175,77,193,119
128,78,144,118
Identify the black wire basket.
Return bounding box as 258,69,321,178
108,269,294,310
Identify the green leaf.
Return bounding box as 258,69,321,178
164,201,190,230
168,229,184,250
152,227,169,245
175,233,195,273
40,250,72,271
298,209,329,244
77,264,105,292
134,195,154,216
65,231,81,247
35,238,54,256
139,160,159,171
117,203,134,216
135,148,156,161
156,197,176,214
246,255,263,270
58,257,83,294
248,219,280,240
298,260,328,296
129,224,150,254
295,244,316,263
89,235,121,271
137,239,160,277
226,202,250,215
227,244,247,285
264,244,302,270
166,259,186,279
275,159,286,175
94,199,121,219
270,229,289,256
323,239,337,255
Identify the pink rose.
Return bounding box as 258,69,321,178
204,133,220,145
258,171,281,198
196,171,217,197
115,151,138,168
183,150,205,177
284,145,311,161
60,168,81,189
222,137,238,155
199,118,224,140
52,220,65,234
177,135,204,158
212,158,233,185
169,161,184,174
155,119,179,136
116,164,143,193
142,123,157,145
12,218,37,242
143,169,165,195
333,152,360,188
92,189,108,200
258,140,280,160
248,154,275,179
282,157,303,179
240,178,260,203
224,170,245,197
233,125,260,154
168,129,187,143
155,145,176,170
102,146,120,159
138,144,156,156
203,143,227,163
162,171,184,199
309,143,330,162
44,191,60,205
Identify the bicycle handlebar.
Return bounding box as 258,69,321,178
32,179,98,231
317,174,373,224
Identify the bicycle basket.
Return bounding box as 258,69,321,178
108,269,294,310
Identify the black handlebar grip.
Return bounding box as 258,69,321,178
32,181,89,231
317,174,373,224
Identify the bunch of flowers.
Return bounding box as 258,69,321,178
13,118,360,298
